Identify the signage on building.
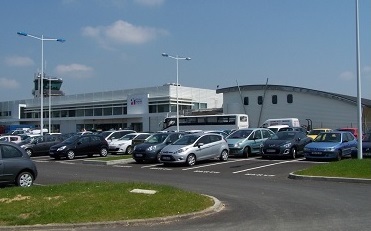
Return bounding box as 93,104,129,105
127,94,149,114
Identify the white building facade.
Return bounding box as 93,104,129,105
0,84,222,133
217,84,371,131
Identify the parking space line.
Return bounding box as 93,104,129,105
141,164,162,168
232,159,301,174
182,158,258,171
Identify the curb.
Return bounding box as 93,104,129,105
288,172,371,184
0,195,224,231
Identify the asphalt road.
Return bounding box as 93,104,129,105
30,156,371,231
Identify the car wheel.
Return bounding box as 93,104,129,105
242,147,250,158
25,149,33,157
67,150,75,160
156,152,161,163
290,147,297,159
219,149,228,161
100,148,108,157
16,171,34,187
186,154,196,166
126,146,133,155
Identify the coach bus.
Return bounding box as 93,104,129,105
162,114,249,132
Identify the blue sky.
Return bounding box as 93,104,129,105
1,0,370,101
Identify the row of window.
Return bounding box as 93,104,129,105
244,94,294,105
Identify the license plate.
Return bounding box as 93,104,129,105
312,151,322,155
162,156,171,160
135,154,143,157
266,149,276,153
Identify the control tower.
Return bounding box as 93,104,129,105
32,73,65,98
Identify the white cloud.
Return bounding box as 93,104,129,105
0,78,19,89
5,56,34,67
134,0,165,7
339,71,354,81
82,20,168,48
55,64,94,79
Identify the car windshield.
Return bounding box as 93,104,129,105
61,135,80,144
227,130,252,139
172,134,200,145
144,134,169,144
314,133,341,143
270,132,296,140
100,131,113,138
118,134,137,141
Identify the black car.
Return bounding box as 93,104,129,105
0,141,38,187
20,134,66,157
49,134,108,160
361,132,371,157
132,132,184,163
261,131,312,159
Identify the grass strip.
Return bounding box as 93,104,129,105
0,182,213,226
295,159,371,179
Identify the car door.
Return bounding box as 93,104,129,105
194,135,212,160
249,130,264,153
0,143,24,182
296,132,309,153
341,133,353,155
74,136,92,156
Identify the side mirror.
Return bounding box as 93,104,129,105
196,142,204,147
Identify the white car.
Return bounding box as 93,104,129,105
109,133,151,154
0,135,22,144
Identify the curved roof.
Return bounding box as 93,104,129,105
216,84,371,107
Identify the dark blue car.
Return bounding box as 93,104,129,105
304,131,357,161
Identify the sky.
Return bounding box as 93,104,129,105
0,0,370,101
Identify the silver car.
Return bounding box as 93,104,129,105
160,133,229,166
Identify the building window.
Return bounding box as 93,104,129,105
103,108,112,116
272,95,277,104
94,108,102,116
258,96,263,105
113,107,122,115
287,94,293,103
243,97,249,105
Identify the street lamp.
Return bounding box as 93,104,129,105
17,32,65,135
162,53,191,132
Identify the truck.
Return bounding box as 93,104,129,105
260,118,300,128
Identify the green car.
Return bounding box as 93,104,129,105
226,128,275,157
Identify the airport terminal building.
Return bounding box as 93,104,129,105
0,83,222,133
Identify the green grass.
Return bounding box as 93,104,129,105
0,182,213,226
96,154,133,161
295,159,371,179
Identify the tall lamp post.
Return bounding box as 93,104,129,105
162,53,191,132
17,32,65,135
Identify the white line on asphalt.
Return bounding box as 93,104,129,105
141,164,162,168
232,159,301,174
182,158,258,171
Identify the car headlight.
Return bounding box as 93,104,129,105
57,146,67,151
282,143,292,149
324,147,336,152
234,142,242,148
175,147,189,154
147,146,157,152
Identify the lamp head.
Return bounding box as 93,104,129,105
162,53,169,57
17,32,27,36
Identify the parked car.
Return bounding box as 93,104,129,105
226,128,275,158
20,134,66,157
0,135,22,144
160,133,229,166
100,130,136,143
49,134,108,160
109,133,151,154
307,128,333,140
261,131,312,159
304,131,358,161
267,125,289,133
361,132,371,157
132,132,184,163
0,141,38,187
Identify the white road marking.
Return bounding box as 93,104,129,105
232,159,301,174
182,158,258,171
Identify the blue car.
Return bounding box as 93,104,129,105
304,131,357,161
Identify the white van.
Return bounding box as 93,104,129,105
267,125,289,133
261,118,300,128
